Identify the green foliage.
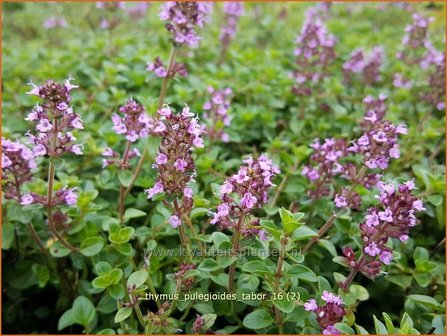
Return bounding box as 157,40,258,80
1,2,445,335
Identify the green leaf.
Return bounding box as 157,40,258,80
413,247,429,262
72,296,96,328
123,208,146,221
260,219,282,240
32,264,50,288
198,258,220,272
118,170,133,187
354,323,369,335
109,227,135,245
96,328,116,335
279,208,302,235
373,315,387,334
109,284,125,299
407,294,440,309
382,312,394,334
191,207,209,219
427,194,443,206
2,223,15,249
114,307,132,323
241,260,271,274
243,309,274,329
292,225,318,241
272,296,295,313
95,262,112,275
334,323,355,334
127,269,148,288
49,242,71,258
211,232,230,248
58,309,74,330
317,239,337,257
201,313,217,330
80,237,105,257
400,312,413,334
285,265,317,282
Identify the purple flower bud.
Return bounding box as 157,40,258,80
168,215,181,228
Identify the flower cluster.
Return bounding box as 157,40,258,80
220,2,244,49
334,187,361,210
348,117,407,170
304,291,345,335
125,2,150,19
421,50,445,111
342,46,384,85
43,17,68,29
174,263,197,291
302,138,348,199
2,138,36,201
361,94,388,128
96,2,126,29
210,155,279,239
392,73,412,89
111,98,151,142
159,2,212,48
305,2,332,21
401,13,432,50
146,57,188,78
21,186,78,207
202,86,233,142
343,180,424,278
291,16,336,96
145,105,204,228
25,78,83,157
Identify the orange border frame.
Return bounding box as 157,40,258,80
0,0,445,335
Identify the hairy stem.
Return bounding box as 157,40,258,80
228,215,244,325
119,141,132,223
47,161,79,252
273,238,286,334
124,45,180,198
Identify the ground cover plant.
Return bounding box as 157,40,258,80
1,1,446,335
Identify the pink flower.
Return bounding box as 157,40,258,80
323,325,340,335
241,192,257,209
334,195,347,208
220,180,233,194
378,208,393,222
71,144,83,155
33,144,47,156
156,153,168,165
258,229,268,241
364,242,380,256
64,188,78,205
321,291,343,305
21,194,35,205
169,215,181,228
103,147,114,157
36,119,53,132
304,299,318,312
412,199,425,211
145,182,164,199
183,187,193,198
379,250,393,265
174,158,188,171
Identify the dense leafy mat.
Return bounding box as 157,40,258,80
2,2,446,335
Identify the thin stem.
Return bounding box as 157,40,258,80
273,238,286,334
133,303,147,329
302,166,367,254
339,256,365,291
124,45,180,198
119,141,132,223
146,274,161,309
14,177,46,252
47,161,79,252
268,161,299,217
184,215,206,256
228,214,244,325
26,223,46,252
